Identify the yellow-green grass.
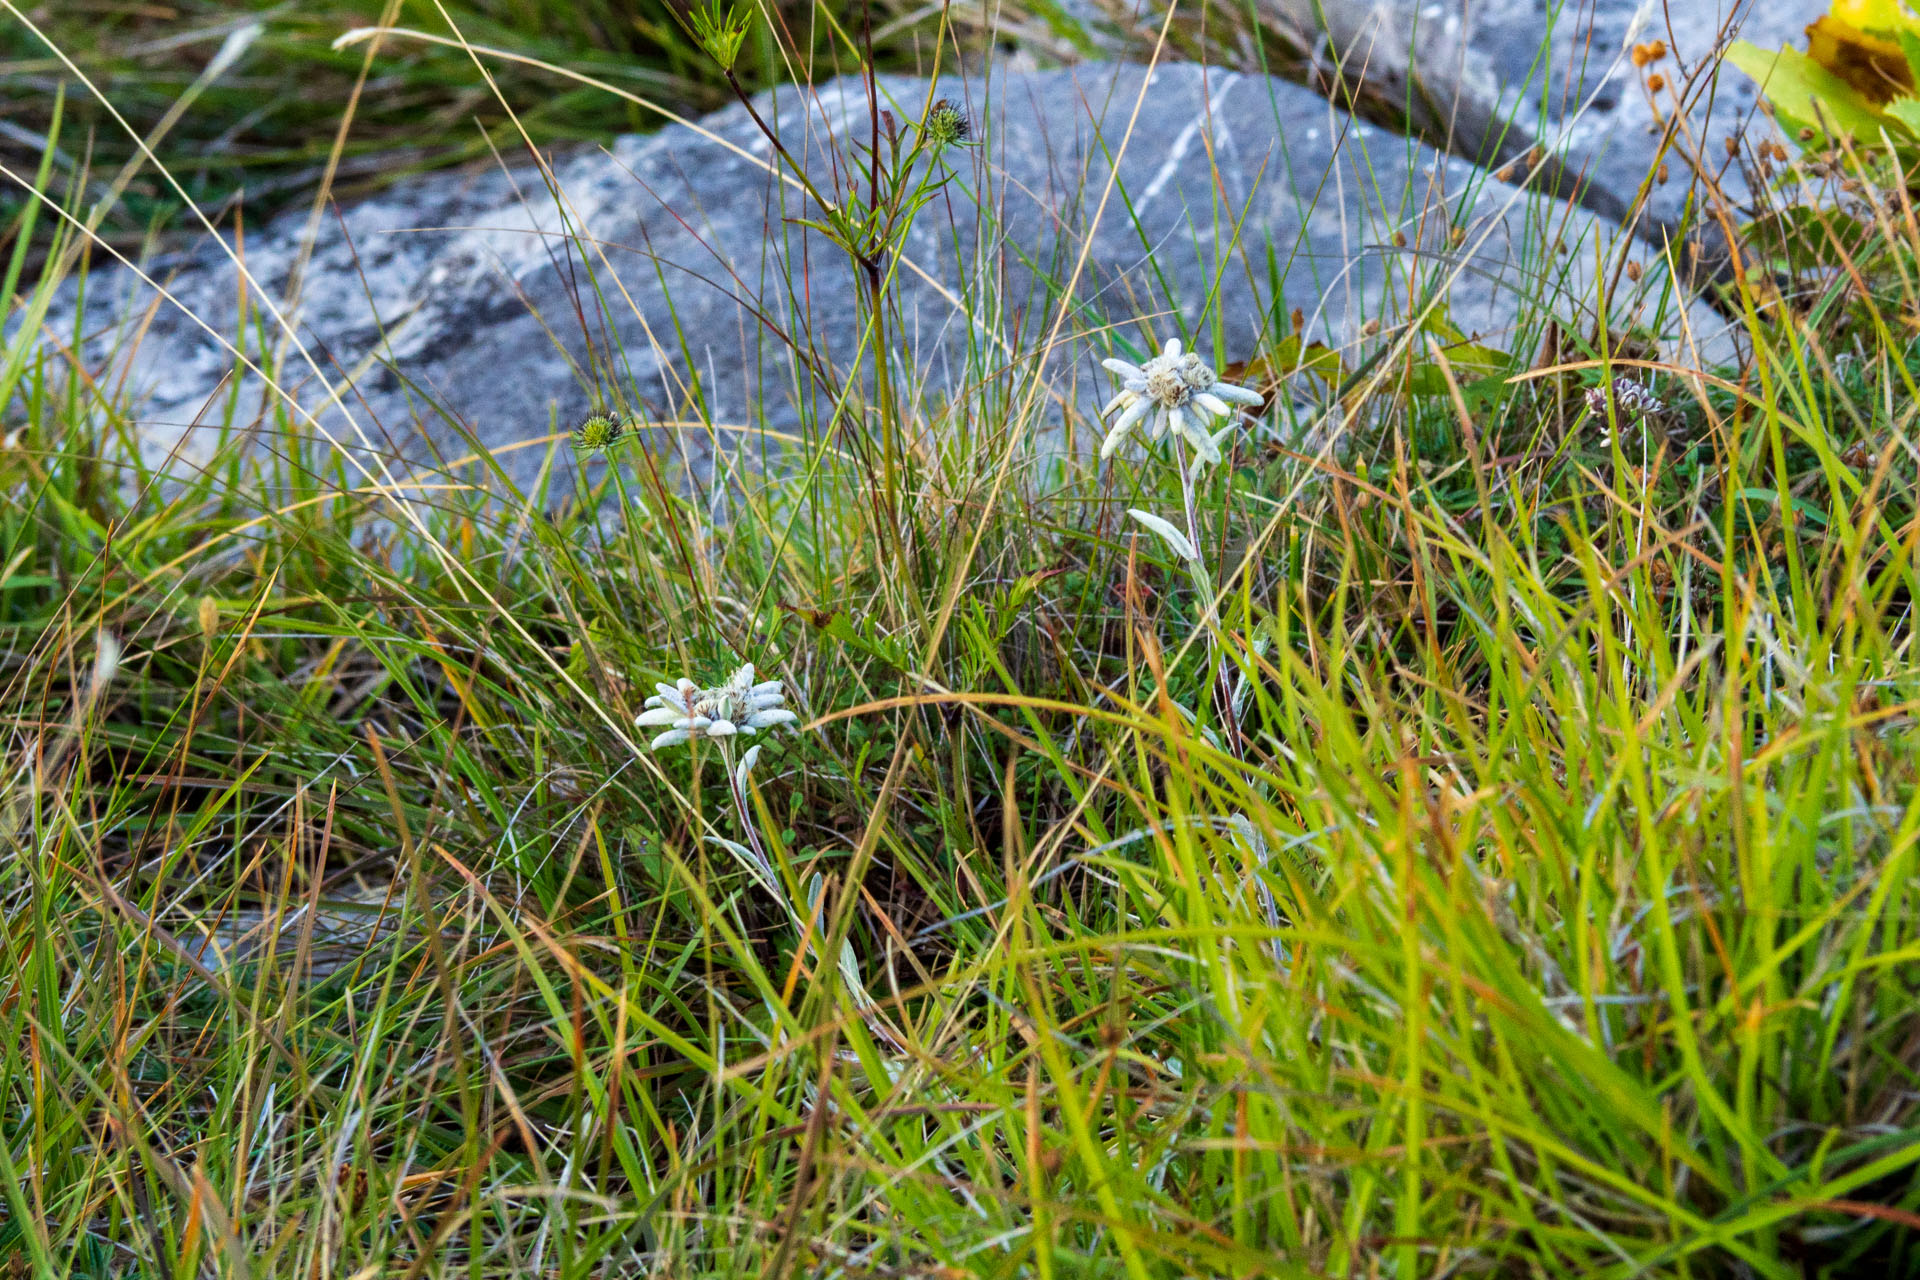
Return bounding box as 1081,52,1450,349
2,8,1919,1277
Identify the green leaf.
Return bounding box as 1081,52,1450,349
1898,26,1920,83
783,603,914,669
1887,95,1920,132
1726,40,1897,143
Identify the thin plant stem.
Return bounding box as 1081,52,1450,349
1172,431,1243,757
722,743,781,894
722,68,846,233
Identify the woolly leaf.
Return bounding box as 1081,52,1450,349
1126,508,1198,563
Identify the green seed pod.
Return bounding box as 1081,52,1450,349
923,99,973,149
572,413,628,452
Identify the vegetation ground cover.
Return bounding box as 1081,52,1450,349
2,2,1919,1277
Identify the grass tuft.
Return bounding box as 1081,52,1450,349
3,4,1919,1277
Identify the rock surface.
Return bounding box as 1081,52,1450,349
1261,0,1823,236
53,61,1719,488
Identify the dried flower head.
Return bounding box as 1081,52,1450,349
1100,338,1263,464
573,412,630,452
638,663,797,750
923,99,973,149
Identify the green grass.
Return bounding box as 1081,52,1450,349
0,0,970,255
3,5,1920,1277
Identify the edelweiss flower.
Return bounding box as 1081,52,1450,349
638,663,797,749
1584,376,1664,420
1100,338,1263,464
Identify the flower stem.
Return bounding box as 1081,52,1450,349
724,745,781,893
1172,433,1242,758
722,69,845,225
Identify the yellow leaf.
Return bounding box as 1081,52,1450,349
1834,0,1920,35
1808,14,1913,104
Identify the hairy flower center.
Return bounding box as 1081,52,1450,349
1178,355,1216,390
1144,363,1193,408
691,689,739,721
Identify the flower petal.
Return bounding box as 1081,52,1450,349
1126,508,1199,563
746,709,798,729
1184,420,1222,466
1163,337,1183,359
649,729,692,749
1105,398,1150,445
706,720,739,737
1194,392,1231,418
636,706,686,727
1101,358,1143,379
1213,383,1264,406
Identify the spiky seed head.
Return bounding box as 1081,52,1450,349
923,99,973,148
573,413,628,452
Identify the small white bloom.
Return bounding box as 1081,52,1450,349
638,662,798,750
1100,338,1263,461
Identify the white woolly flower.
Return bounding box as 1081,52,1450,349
637,662,797,750
1099,337,1263,464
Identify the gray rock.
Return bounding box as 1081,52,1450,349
1261,0,1822,236
172,900,416,979
51,62,1716,489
